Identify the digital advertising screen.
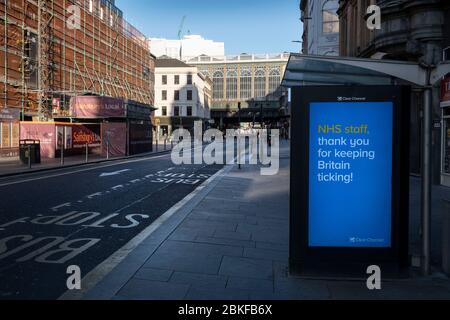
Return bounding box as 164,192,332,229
308,102,394,248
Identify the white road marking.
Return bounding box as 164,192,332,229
59,164,231,300
99,169,131,177
87,192,102,200
0,153,171,188
51,203,72,212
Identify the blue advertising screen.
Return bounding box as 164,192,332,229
309,102,393,248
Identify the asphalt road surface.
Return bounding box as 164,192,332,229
0,149,224,299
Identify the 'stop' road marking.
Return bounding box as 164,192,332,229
59,163,231,300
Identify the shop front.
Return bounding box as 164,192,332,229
442,77,450,187
70,96,154,157
0,108,21,158
20,96,155,159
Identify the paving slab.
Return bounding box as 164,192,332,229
82,141,450,300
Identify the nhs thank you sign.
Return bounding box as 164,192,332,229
309,102,393,248
290,86,410,277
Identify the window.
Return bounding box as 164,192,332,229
226,70,238,100
174,75,180,85
213,71,224,100
254,69,266,98
268,69,281,94
445,47,450,61
187,106,192,117
89,0,93,13
162,90,167,101
162,75,167,85
187,74,193,85
174,90,180,101
174,106,180,116
187,90,193,101
322,0,339,34
240,69,252,99
143,66,150,79
162,106,167,116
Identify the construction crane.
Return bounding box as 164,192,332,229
177,15,186,60
177,15,186,40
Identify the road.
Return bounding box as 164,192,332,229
0,149,224,299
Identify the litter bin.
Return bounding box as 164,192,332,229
20,140,41,165
443,199,450,276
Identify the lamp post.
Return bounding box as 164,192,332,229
260,103,264,129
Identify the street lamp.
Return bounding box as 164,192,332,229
259,103,264,129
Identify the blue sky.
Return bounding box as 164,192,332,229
115,0,303,55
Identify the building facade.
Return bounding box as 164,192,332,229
0,0,155,158
338,0,449,186
300,0,340,55
154,58,211,137
441,3,450,186
149,35,225,60
186,53,289,128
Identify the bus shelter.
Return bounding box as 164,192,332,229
283,53,450,276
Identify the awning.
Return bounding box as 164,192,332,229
282,53,450,87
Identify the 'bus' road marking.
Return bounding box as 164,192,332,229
59,163,231,300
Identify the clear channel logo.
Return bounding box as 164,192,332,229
349,237,385,244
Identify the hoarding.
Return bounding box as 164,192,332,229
102,123,127,157
20,123,56,158
290,86,410,276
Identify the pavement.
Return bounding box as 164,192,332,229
64,140,450,300
0,143,173,177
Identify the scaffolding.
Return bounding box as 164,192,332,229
0,0,155,121
37,0,54,120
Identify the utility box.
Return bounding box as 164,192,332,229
19,140,41,165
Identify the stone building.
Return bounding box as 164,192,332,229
154,58,211,137
300,0,340,55
186,53,289,128
338,0,449,185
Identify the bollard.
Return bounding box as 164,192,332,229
106,139,110,160
443,199,450,276
28,145,31,169
164,138,167,151
61,145,64,166
155,138,158,152
85,143,89,163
